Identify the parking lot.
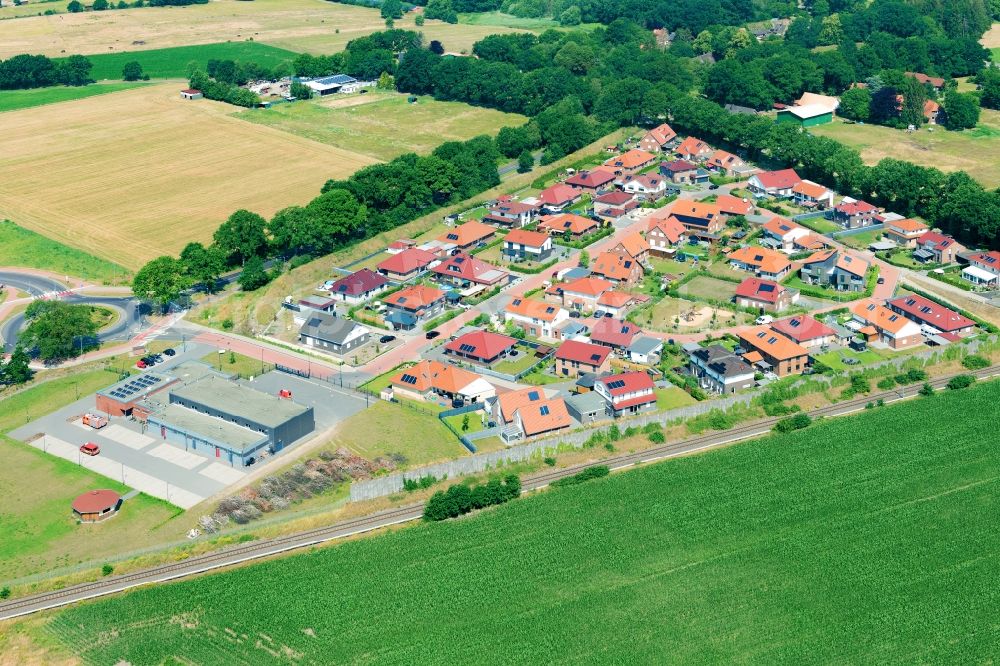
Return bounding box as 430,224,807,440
11,345,371,509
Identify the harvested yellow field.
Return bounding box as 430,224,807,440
0,0,524,59
0,83,377,269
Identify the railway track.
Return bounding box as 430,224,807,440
1,364,996,621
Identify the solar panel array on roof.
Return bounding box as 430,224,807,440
107,374,166,401
789,318,801,327
539,405,550,416
400,374,418,385
759,283,775,292
459,343,477,353
527,390,540,401
607,379,626,389
590,353,602,361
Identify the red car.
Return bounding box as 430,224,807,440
136,359,147,369
80,442,101,456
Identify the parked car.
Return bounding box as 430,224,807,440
708,184,720,190
163,348,176,356
569,311,581,318
379,335,396,344
877,277,885,285
426,331,441,340
80,442,100,456
754,315,774,325
135,359,147,369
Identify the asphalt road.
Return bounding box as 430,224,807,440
1,364,996,621
0,271,143,353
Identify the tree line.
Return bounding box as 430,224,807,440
423,474,521,521
0,53,93,89
132,130,509,305
188,69,259,108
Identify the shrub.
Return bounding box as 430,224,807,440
543,456,556,467
102,564,114,576
648,430,665,444
551,465,610,488
947,375,976,390
774,412,812,433
423,475,520,521
0,586,10,599
607,424,621,441
961,354,989,370
604,442,615,452
919,382,935,396
877,377,897,391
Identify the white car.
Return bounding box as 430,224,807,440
755,315,774,325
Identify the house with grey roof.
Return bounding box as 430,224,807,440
298,311,370,355
627,336,663,364
688,345,755,394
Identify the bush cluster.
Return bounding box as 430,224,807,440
551,465,610,488
423,475,521,521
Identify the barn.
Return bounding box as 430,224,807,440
303,74,357,96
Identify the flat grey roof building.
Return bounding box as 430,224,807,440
157,404,265,452
170,375,310,429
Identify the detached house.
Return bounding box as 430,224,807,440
800,250,869,292
590,317,641,350
437,220,495,250
492,388,571,442
660,159,700,184
770,315,836,349
831,198,879,229
913,231,964,264
603,149,657,175
554,339,612,378
298,312,370,355
791,180,834,209
432,252,509,288
538,183,581,211
705,150,746,176
503,228,553,262
377,247,438,282
674,136,713,161
595,372,657,417
390,360,495,405
611,231,650,263
727,246,792,280
622,173,668,200
445,330,519,365
647,216,687,257
884,218,929,248
593,190,638,221
962,251,1000,288
738,325,810,377
850,299,923,349
590,250,644,286
638,123,677,152
505,297,569,339
715,194,755,217
484,201,537,228
327,268,389,304
761,216,810,250
565,169,616,194
657,201,725,234
537,213,598,239
748,168,801,198
734,277,798,312
384,285,446,330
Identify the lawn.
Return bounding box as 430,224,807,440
795,215,841,234
0,81,146,113
654,385,696,411
443,412,486,435
328,399,468,467
838,227,885,250
74,42,300,81
677,275,740,301
0,369,182,581
32,380,1000,663
0,82,376,269
813,348,887,371
234,92,528,162
493,351,541,375
199,350,273,380
810,113,1000,188
457,11,563,29
0,220,129,284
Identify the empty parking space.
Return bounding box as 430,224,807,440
101,424,155,450
146,444,206,470
199,463,246,485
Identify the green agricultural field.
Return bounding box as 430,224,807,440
0,82,146,113
458,11,562,29
810,112,1000,188
71,42,301,82
0,369,181,580
34,380,1000,663
234,92,528,162
0,220,130,284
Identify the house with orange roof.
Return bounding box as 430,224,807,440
377,247,440,282
727,246,792,280
537,213,598,239
923,99,941,124
503,228,553,262
390,360,496,404
792,233,830,252
790,180,834,209
883,218,929,247
611,231,650,263
705,149,746,176
436,220,495,250
639,123,677,152
596,290,648,318
483,200,538,228
761,216,810,250
675,137,713,161
850,299,923,349
489,387,572,442
603,148,657,175
651,201,726,234
537,183,581,211
590,250,644,286
504,297,569,339
800,249,869,292
647,216,687,256
906,71,945,90
714,194,755,217
560,276,614,311
432,252,509,287
737,325,810,376
383,284,447,330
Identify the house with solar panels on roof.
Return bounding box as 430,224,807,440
300,74,360,96
594,372,657,417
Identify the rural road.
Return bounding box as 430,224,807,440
2,363,997,621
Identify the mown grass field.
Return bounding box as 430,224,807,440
0,81,145,113
0,369,181,581
0,0,527,60
77,42,300,81
31,379,1000,663
0,82,377,269
0,220,130,284
810,111,1000,188
234,92,528,162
